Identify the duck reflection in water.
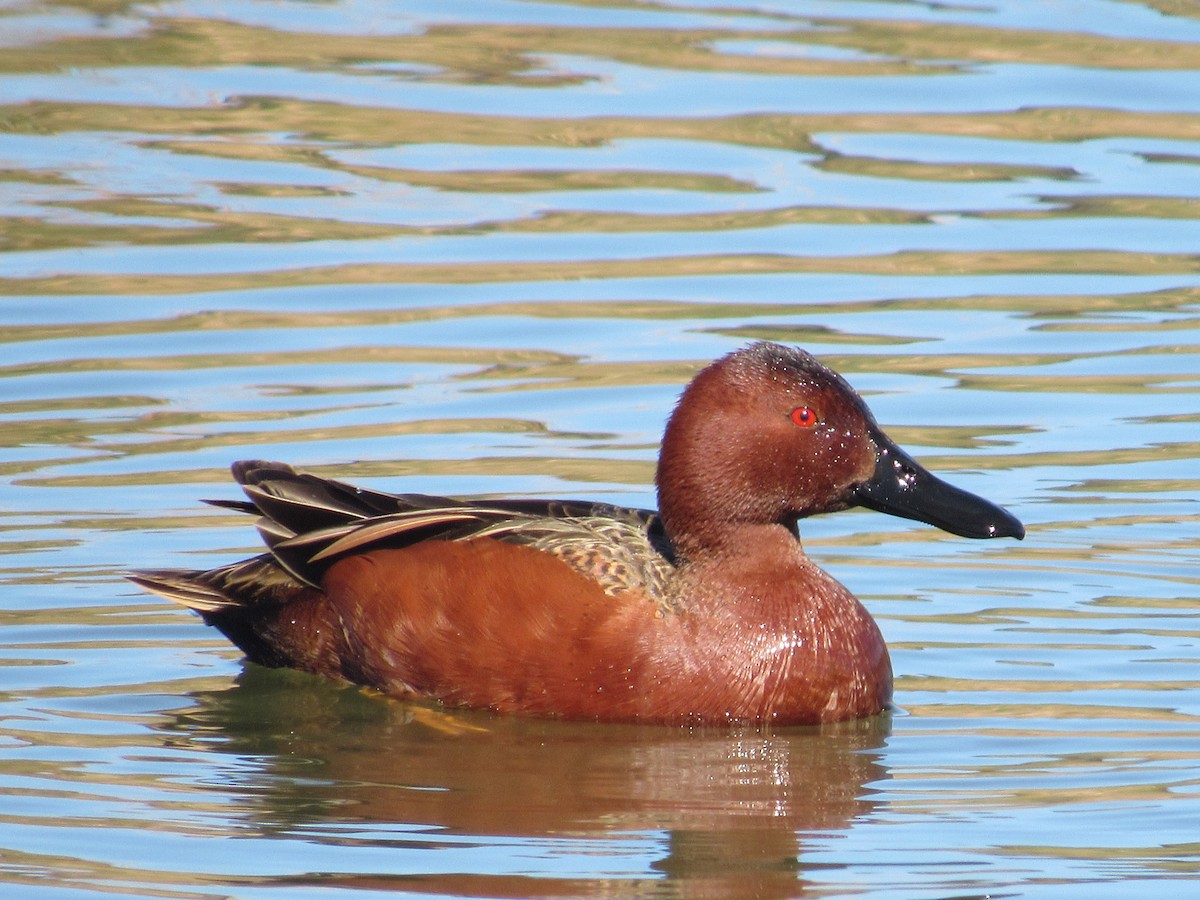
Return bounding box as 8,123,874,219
132,342,1023,725
166,668,893,898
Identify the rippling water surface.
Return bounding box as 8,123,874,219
3,0,1200,897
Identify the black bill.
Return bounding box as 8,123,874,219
851,428,1025,540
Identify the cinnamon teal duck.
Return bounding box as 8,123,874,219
129,342,1024,725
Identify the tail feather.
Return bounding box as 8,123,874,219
126,554,305,614
125,569,235,613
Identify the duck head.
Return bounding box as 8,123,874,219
655,342,1024,560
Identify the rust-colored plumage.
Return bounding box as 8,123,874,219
129,343,1023,725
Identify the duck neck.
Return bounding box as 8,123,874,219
665,514,802,567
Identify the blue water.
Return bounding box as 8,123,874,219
2,1,1200,897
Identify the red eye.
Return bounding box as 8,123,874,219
789,406,818,428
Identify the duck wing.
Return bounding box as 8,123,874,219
134,460,676,610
